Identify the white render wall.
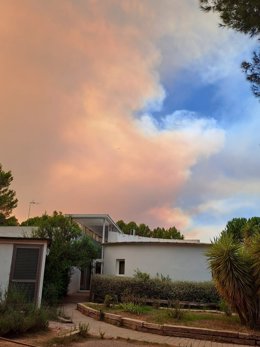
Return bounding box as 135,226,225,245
68,267,81,295
103,243,211,281
0,230,48,307
0,243,13,296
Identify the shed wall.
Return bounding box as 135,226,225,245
0,243,13,295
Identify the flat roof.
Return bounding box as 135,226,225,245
0,237,50,244
104,241,210,247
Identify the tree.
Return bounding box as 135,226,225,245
221,217,247,242
242,51,260,98
222,217,260,242
200,0,260,98
22,211,100,303
116,220,184,239
0,163,18,225
208,221,260,328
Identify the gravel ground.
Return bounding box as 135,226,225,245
0,336,167,347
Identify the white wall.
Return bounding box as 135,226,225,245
67,267,81,294
103,243,211,281
107,231,200,243
36,242,47,307
0,243,13,296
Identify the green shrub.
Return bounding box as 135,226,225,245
119,303,152,315
90,275,219,304
0,307,49,336
79,322,89,337
133,269,150,281
121,288,146,305
167,300,184,320
0,288,49,336
219,299,232,316
104,294,117,308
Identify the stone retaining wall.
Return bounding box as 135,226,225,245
77,303,260,345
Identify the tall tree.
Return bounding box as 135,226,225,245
116,220,184,239
222,217,260,242
22,211,100,303
0,163,18,225
200,0,260,98
221,217,247,242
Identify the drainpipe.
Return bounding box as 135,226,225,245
101,218,106,274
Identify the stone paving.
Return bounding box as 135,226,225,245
61,304,253,347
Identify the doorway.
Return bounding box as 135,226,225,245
80,264,91,290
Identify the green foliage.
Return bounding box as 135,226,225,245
90,275,219,304
104,294,117,308
242,50,260,98
119,302,152,315
0,288,49,336
199,0,260,98
219,299,232,316
207,231,260,328
200,0,260,37
116,220,184,239
133,269,150,281
222,217,260,243
78,322,89,337
0,163,18,225
23,211,100,303
167,300,184,320
156,273,171,282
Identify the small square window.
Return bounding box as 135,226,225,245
117,259,125,275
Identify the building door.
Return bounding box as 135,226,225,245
80,264,91,290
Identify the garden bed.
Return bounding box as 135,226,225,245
78,303,260,346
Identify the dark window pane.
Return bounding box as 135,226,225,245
119,260,125,275
13,248,39,280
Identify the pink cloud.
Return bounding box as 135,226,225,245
0,1,225,234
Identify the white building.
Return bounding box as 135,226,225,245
68,214,211,293
104,232,210,281
0,227,49,307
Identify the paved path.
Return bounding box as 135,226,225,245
61,304,253,347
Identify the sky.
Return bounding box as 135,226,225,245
0,0,259,242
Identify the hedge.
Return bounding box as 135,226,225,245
90,275,219,304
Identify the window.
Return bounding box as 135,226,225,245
10,245,42,302
117,259,125,275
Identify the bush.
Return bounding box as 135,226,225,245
90,275,219,304
133,269,150,281
104,294,117,308
119,303,152,315
167,300,184,320
0,288,49,336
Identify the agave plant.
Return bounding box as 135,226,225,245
207,232,260,328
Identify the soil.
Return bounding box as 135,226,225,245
0,325,165,347
89,305,260,336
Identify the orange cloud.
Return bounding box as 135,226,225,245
0,1,226,233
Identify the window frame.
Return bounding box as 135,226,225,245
116,259,125,276
9,244,43,303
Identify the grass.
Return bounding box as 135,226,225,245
86,303,256,333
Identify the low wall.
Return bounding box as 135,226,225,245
77,303,260,346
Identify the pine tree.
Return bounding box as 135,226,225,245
0,163,18,225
